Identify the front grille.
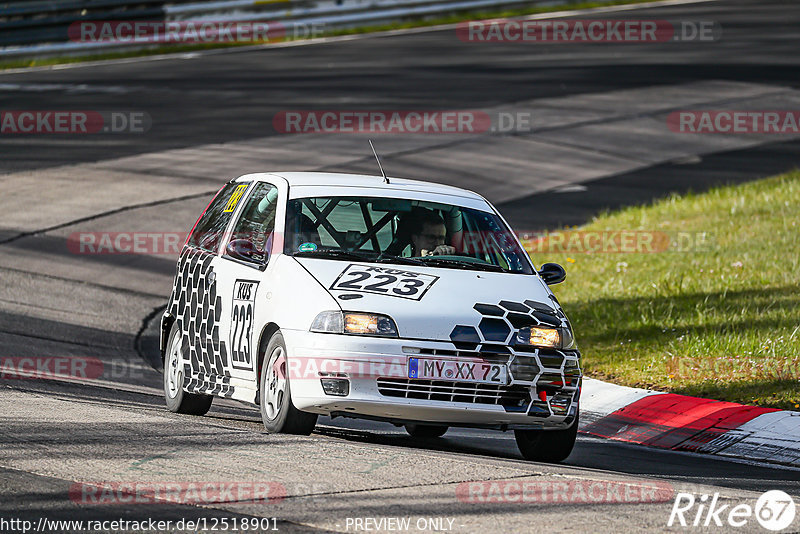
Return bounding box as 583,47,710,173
509,355,540,382
377,377,530,407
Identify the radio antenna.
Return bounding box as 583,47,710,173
369,140,389,184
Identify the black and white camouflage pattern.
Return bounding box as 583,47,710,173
449,299,581,418
167,247,235,398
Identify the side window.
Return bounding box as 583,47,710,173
188,182,250,253
460,212,512,269
226,182,279,264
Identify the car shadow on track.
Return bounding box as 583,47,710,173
313,420,800,495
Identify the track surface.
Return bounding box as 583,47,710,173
1,0,799,532
0,0,799,173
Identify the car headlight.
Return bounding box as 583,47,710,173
310,311,398,337
517,326,575,349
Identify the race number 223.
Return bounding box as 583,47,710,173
330,264,438,301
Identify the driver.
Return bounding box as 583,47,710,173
406,208,457,257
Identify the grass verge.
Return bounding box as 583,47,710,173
539,171,800,410
0,0,661,70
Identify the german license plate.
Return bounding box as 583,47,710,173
408,358,507,384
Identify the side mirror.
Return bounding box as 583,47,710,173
539,263,566,285
226,239,257,262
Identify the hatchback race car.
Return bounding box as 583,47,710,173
161,172,581,462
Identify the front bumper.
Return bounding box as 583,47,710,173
282,330,581,430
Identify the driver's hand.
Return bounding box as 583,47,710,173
423,245,456,256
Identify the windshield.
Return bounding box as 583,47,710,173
284,196,533,274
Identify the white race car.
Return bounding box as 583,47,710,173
161,172,581,462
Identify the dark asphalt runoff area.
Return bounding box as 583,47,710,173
0,0,796,167
0,0,798,227
1,0,799,532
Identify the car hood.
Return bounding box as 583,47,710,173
294,257,566,342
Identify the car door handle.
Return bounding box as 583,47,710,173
207,271,216,284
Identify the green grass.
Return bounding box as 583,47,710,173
0,0,661,70
538,172,800,410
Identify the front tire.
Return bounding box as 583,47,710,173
515,414,579,463
164,323,213,415
404,424,448,438
259,331,317,435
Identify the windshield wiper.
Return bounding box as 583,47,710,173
294,249,374,261
375,253,426,266
295,250,503,271
416,257,506,272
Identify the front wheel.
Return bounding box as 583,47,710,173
259,331,317,435
515,414,578,463
163,323,213,416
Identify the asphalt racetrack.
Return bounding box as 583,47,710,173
1,0,799,532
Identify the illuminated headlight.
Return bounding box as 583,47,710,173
344,313,398,336
517,326,575,349
310,311,398,337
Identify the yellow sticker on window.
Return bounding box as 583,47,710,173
223,184,248,213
